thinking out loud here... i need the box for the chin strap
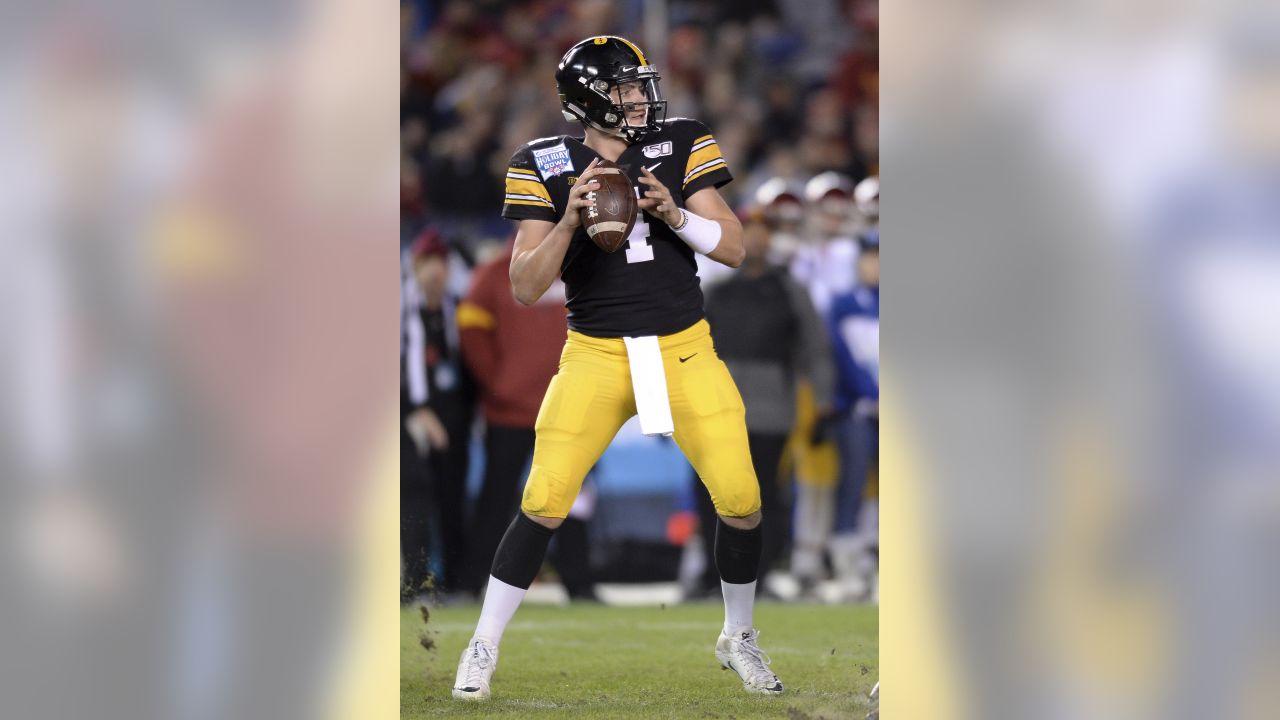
[581,119,641,143]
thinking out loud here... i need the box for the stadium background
[7,0,1275,716]
[401,0,878,586]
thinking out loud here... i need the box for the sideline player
[452,35,783,700]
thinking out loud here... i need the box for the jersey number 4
[625,212,654,264]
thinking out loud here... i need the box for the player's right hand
[560,157,603,229]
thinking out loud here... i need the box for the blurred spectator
[827,230,879,601]
[786,171,861,597]
[762,77,803,143]
[853,174,879,227]
[752,176,807,264]
[793,171,860,315]
[690,209,834,598]
[401,153,426,243]
[456,242,597,601]
[403,228,476,595]
[401,248,436,601]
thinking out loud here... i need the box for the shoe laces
[733,630,776,685]
[461,640,494,686]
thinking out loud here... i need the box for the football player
[451,35,783,700]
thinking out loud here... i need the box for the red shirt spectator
[457,245,567,427]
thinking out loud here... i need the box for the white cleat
[452,638,498,701]
[715,629,784,694]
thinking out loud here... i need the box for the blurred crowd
[400,0,880,604]
[401,0,877,249]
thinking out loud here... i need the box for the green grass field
[402,600,878,719]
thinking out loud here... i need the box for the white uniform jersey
[789,235,859,315]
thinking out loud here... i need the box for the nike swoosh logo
[678,353,697,363]
[644,162,662,173]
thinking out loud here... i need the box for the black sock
[490,513,556,590]
[715,518,763,584]
[549,517,595,598]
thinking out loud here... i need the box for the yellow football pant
[521,319,761,519]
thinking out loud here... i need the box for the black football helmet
[556,36,667,143]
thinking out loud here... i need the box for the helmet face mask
[604,76,663,133]
[557,36,668,143]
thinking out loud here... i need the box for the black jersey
[501,118,732,338]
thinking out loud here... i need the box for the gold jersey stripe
[455,301,497,331]
[507,167,539,177]
[684,160,728,188]
[684,157,726,182]
[692,134,713,145]
[506,196,554,207]
[505,198,557,209]
[505,177,553,202]
[684,142,723,177]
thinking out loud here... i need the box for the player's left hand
[638,167,682,227]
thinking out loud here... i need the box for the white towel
[622,335,674,437]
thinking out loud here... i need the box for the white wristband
[671,209,721,255]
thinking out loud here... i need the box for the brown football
[579,159,637,253]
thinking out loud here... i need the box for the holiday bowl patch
[533,142,575,178]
